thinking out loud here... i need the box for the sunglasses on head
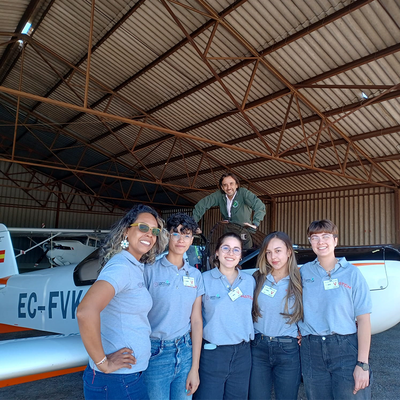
[130,222,160,237]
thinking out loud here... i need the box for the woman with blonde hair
[77,204,168,400]
[249,231,303,400]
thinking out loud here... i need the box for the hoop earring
[121,235,129,249]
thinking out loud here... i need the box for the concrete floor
[1,323,399,400]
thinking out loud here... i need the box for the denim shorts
[83,365,148,400]
[143,332,193,400]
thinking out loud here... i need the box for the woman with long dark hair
[77,204,168,400]
[249,231,303,400]
[194,232,255,400]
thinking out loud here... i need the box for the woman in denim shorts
[299,220,372,400]
[143,213,204,399]
[249,231,303,400]
[77,204,168,400]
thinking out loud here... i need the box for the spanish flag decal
[0,250,5,263]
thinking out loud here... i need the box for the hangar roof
[0,0,399,209]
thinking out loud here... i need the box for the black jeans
[194,341,251,400]
[249,334,301,400]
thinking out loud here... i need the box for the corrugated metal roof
[0,0,399,209]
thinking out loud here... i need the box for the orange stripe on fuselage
[0,365,86,388]
[0,276,10,285]
[0,323,32,334]
[353,262,385,266]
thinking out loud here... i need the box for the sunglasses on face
[219,245,241,256]
[130,222,160,237]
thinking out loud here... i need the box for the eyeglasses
[308,233,335,243]
[130,223,160,237]
[220,245,241,256]
[170,232,193,241]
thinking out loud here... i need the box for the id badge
[323,279,339,290]
[228,287,243,301]
[261,285,277,297]
[183,276,195,287]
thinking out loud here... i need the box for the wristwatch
[356,361,369,371]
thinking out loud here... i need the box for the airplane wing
[0,334,88,386]
[8,227,110,237]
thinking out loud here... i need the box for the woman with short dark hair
[299,219,372,400]
[143,213,204,399]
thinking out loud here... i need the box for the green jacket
[192,187,266,226]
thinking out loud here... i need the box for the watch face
[358,362,369,371]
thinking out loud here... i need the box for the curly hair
[166,212,198,233]
[252,231,303,325]
[100,204,168,266]
[209,232,242,269]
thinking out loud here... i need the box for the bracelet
[95,356,107,366]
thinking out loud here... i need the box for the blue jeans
[301,333,372,400]
[249,334,301,400]
[83,365,149,400]
[143,332,193,400]
[194,340,251,400]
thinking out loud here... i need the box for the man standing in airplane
[192,172,266,246]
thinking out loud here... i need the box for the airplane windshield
[73,248,102,286]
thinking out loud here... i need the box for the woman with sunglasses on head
[194,232,255,400]
[299,220,372,400]
[249,231,303,400]
[143,213,204,400]
[77,204,168,400]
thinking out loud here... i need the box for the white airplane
[0,224,108,387]
[1,222,400,387]
[9,227,107,268]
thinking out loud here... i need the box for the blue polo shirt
[254,274,298,338]
[202,268,255,345]
[299,257,372,336]
[144,256,204,340]
[91,250,153,373]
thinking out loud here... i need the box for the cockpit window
[73,248,102,286]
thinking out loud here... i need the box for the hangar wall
[1,161,398,245]
[162,187,398,247]
[275,187,396,246]
[161,203,272,238]
[0,162,124,229]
